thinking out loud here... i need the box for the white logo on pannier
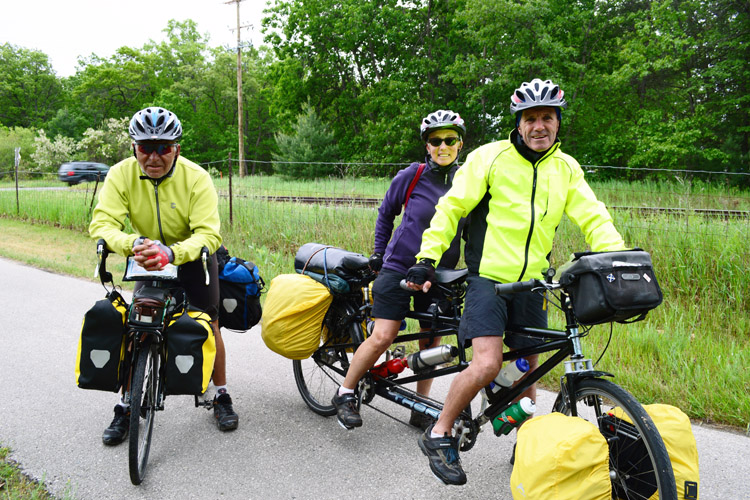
[90,350,111,368]
[175,355,195,373]
[606,273,616,283]
[223,298,238,313]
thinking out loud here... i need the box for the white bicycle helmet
[509,79,568,115]
[420,110,466,141]
[128,107,183,142]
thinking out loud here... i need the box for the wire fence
[1,161,748,260]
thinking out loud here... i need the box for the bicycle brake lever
[201,248,209,285]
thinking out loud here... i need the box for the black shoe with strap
[213,391,239,431]
[331,392,362,429]
[418,425,467,485]
[102,405,130,446]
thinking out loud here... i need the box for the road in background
[1,257,747,499]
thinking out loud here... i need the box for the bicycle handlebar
[494,279,541,295]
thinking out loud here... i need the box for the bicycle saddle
[341,253,370,272]
[133,286,171,306]
[435,268,468,285]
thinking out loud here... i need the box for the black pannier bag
[164,308,216,395]
[218,251,265,332]
[558,249,663,325]
[75,290,128,391]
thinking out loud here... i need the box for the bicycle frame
[339,271,616,446]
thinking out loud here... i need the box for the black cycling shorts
[458,274,547,349]
[134,253,219,321]
[371,268,442,328]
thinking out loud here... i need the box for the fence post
[14,147,20,216]
[228,152,234,226]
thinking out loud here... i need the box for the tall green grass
[0,175,748,428]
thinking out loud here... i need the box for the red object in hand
[153,248,170,268]
[135,247,170,269]
[370,358,407,378]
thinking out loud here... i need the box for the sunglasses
[136,143,177,155]
[427,137,460,147]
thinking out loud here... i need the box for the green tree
[0,44,63,129]
[0,126,37,175]
[77,117,131,165]
[265,0,470,171]
[30,130,78,173]
[273,102,340,178]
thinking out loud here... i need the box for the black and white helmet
[128,107,183,142]
[509,79,568,115]
[420,110,466,141]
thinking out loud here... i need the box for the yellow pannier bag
[611,404,699,500]
[261,274,333,359]
[75,290,128,392]
[511,412,611,500]
[164,308,216,395]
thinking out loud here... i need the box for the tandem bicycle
[290,245,677,499]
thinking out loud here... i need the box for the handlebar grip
[399,279,411,291]
[494,279,538,295]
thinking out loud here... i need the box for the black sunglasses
[136,143,177,155]
[427,137,460,147]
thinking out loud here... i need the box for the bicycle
[291,247,677,499]
[95,239,213,485]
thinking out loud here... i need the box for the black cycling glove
[368,252,384,272]
[406,258,436,285]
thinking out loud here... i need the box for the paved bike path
[1,257,747,499]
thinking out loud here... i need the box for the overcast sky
[1,0,270,78]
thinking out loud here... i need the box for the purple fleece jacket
[374,158,465,274]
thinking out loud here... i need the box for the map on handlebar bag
[123,257,179,281]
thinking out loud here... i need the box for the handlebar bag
[559,249,663,325]
[75,290,128,392]
[164,307,216,395]
[609,404,699,500]
[261,274,332,359]
[219,256,265,332]
[510,412,611,499]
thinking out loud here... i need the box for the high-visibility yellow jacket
[89,156,221,265]
[417,137,625,283]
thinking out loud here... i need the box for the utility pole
[225,0,252,177]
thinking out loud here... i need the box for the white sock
[117,398,129,409]
[215,385,228,395]
[338,386,355,396]
[430,429,445,439]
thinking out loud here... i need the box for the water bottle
[489,358,530,394]
[492,397,536,436]
[405,345,458,374]
[370,358,406,378]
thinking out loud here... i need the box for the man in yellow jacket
[405,79,627,485]
[89,107,238,445]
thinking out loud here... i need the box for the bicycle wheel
[128,338,159,485]
[553,378,677,500]
[293,301,364,416]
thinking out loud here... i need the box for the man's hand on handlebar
[404,258,436,293]
[133,238,174,271]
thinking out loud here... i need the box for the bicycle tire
[128,338,159,485]
[552,378,677,500]
[293,301,364,416]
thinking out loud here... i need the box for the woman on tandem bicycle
[331,110,468,431]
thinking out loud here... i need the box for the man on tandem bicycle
[89,107,239,445]
[405,78,628,485]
